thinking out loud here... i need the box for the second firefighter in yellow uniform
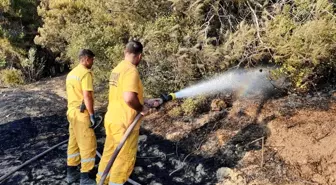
[66,49,97,185]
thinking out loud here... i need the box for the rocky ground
[0,75,336,185]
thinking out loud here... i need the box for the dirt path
[1,76,335,185]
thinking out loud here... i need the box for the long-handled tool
[0,115,104,184]
[98,113,142,185]
[95,151,140,185]
[98,93,176,185]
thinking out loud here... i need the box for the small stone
[138,135,147,143]
[216,167,233,180]
[196,164,204,173]
[134,166,143,174]
[147,173,154,179]
[211,99,227,111]
[59,181,68,185]
[169,158,184,170]
[36,175,43,180]
[173,177,183,182]
[154,162,164,169]
[148,146,165,157]
[54,174,65,180]
[149,181,162,185]
[195,164,206,183]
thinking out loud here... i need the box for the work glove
[89,114,96,128]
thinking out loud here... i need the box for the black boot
[80,172,97,185]
[66,166,80,184]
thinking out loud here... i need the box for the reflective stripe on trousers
[81,158,95,163]
[68,152,80,159]
[109,183,123,185]
[67,109,97,172]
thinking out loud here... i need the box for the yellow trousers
[67,109,97,172]
[96,120,139,185]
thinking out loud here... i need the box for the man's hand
[140,105,149,116]
[144,98,163,108]
[89,114,96,128]
[140,105,156,116]
[123,92,157,116]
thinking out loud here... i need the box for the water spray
[168,68,276,99]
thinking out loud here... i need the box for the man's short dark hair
[125,41,143,55]
[79,49,95,59]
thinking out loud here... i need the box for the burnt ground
[0,99,268,185]
[1,76,336,185]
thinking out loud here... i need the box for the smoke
[174,68,276,99]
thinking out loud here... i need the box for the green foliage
[0,69,24,86]
[168,106,184,117]
[35,0,131,85]
[1,0,40,45]
[0,53,7,67]
[0,0,11,12]
[0,0,53,84]
[34,0,336,95]
[219,22,257,68]
[0,38,25,68]
[140,15,187,96]
[181,96,207,116]
[0,60,5,68]
[21,47,45,82]
[264,0,336,91]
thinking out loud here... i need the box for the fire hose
[0,139,69,184]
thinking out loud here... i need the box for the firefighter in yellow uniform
[96,41,159,185]
[66,49,97,185]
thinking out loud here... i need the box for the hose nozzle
[160,93,176,103]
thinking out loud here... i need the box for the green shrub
[168,107,184,118]
[181,96,207,116]
[264,0,336,91]
[34,0,336,95]
[0,69,24,86]
[21,48,45,82]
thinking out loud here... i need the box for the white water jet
[174,68,275,99]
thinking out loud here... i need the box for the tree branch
[246,0,263,44]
